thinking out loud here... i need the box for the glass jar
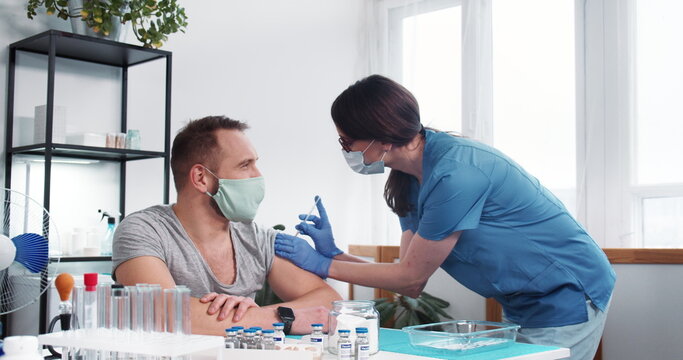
[328,300,379,355]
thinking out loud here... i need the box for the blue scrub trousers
[503,297,611,360]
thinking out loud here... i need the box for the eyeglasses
[338,136,355,152]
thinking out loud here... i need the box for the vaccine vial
[337,329,352,360]
[232,326,245,344]
[250,326,263,349]
[273,322,286,345]
[261,329,276,350]
[355,327,370,360]
[310,323,325,347]
[241,329,257,349]
[224,328,240,349]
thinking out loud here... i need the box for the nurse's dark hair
[331,74,424,217]
[171,115,249,191]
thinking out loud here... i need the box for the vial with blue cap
[272,322,285,345]
[355,327,370,360]
[224,328,239,349]
[337,329,352,360]
[310,323,324,347]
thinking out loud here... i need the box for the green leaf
[379,303,397,327]
[408,311,421,326]
[394,309,411,329]
[416,310,437,324]
[401,296,419,311]
[373,298,390,305]
[421,292,450,308]
[416,297,441,321]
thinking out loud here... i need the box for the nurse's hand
[274,233,332,278]
[200,293,259,322]
[295,196,343,258]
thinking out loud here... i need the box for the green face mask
[203,167,265,223]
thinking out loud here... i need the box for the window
[491,0,576,215]
[379,0,683,247]
[387,0,462,133]
[633,0,683,246]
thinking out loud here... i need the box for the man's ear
[189,164,212,193]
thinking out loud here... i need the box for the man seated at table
[113,115,341,335]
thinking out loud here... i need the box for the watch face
[278,306,295,320]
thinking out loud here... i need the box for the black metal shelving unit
[3,30,172,335]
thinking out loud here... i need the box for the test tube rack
[38,329,224,358]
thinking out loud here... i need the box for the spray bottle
[98,210,116,256]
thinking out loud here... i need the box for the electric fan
[0,188,61,327]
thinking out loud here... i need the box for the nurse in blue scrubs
[275,74,615,360]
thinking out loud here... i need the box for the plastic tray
[403,320,520,355]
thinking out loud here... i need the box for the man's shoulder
[121,204,175,225]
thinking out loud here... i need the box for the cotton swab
[294,197,321,237]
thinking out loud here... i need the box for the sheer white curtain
[360,0,493,245]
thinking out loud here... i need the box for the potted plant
[375,292,453,329]
[26,0,188,48]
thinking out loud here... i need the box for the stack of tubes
[54,273,192,360]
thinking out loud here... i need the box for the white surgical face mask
[342,140,386,175]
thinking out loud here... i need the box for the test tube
[164,286,192,335]
[96,283,111,329]
[67,285,84,360]
[111,285,130,360]
[70,285,84,330]
[126,286,142,332]
[177,286,191,335]
[111,285,130,331]
[136,284,153,332]
[148,284,165,333]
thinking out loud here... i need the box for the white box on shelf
[66,132,106,147]
[34,105,67,143]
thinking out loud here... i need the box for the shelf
[10,143,166,161]
[52,256,112,263]
[9,30,170,67]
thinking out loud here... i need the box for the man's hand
[199,293,259,322]
[291,306,331,334]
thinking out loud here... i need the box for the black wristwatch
[277,306,295,335]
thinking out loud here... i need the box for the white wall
[602,264,683,360]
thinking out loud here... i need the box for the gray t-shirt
[112,204,276,298]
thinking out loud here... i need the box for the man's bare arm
[115,256,337,335]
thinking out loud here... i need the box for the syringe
[294,197,321,237]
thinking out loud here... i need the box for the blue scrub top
[399,130,616,328]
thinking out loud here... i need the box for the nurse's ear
[380,142,393,152]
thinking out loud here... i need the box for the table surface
[321,328,570,360]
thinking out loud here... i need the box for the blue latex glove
[274,233,332,278]
[295,196,343,258]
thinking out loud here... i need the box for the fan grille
[0,189,60,315]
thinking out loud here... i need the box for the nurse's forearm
[328,260,428,298]
[333,252,370,263]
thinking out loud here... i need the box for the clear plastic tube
[126,286,142,332]
[164,288,176,334]
[136,284,153,333]
[111,285,130,331]
[164,286,192,335]
[71,285,84,330]
[96,283,111,329]
[69,285,84,360]
[149,284,165,333]
[177,286,191,335]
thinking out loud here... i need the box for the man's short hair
[171,115,249,191]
